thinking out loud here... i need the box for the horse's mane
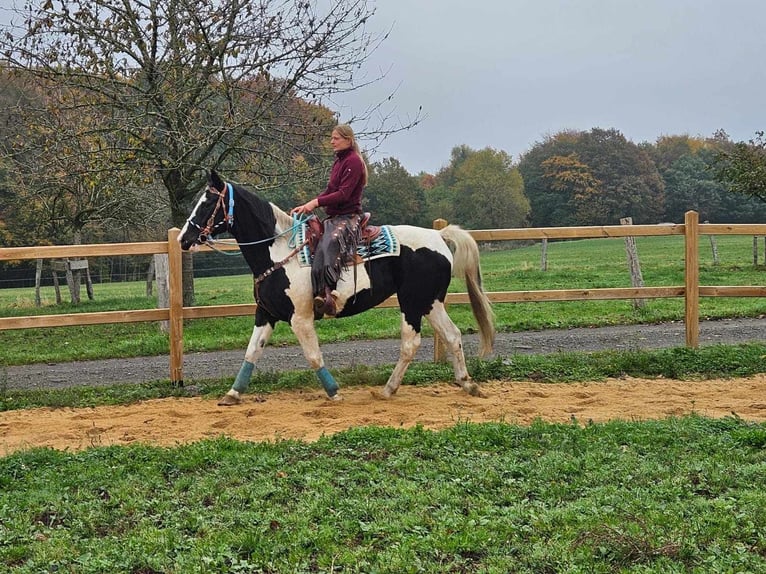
[231,183,278,238]
[270,201,294,232]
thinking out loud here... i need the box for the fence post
[167,227,184,384]
[432,218,449,362]
[704,220,718,265]
[620,217,645,309]
[684,211,700,348]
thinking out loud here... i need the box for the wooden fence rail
[2,211,766,383]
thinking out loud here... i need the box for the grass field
[2,417,765,572]
[2,234,766,366]
[2,235,766,572]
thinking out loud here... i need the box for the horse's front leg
[218,322,274,406]
[291,312,341,400]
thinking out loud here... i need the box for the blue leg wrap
[316,367,339,397]
[233,361,255,393]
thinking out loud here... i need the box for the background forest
[1,0,765,287]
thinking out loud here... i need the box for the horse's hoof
[217,394,241,406]
[465,382,486,398]
[370,388,393,400]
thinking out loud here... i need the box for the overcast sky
[2,1,764,175]
[333,0,766,174]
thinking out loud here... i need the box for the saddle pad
[296,224,400,267]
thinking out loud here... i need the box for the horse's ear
[208,169,225,192]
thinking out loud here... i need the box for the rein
[253,231,311,313]
[195,184,315,293]
[253,213,315,289]
[188,181,313,251]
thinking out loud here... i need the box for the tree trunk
[84,263,94,299]
[182,251,195,307]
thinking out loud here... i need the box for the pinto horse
[178,170,495,405]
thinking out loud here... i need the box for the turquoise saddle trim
[297,224,400,267]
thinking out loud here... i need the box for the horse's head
[178,170,232,251]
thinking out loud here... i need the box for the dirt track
[3,376,766,456]
[3,318,766,456]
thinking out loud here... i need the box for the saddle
[305,212,381,260]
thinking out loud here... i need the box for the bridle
[186,183,235,244]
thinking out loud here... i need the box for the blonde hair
[334,124,368,186]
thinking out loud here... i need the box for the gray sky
[333,0,766,174]
[2,1,764,175]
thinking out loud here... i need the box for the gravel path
[4,318,765,390]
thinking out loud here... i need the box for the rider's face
[330,130,352,152]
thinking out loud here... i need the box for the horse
[178,170,495,405]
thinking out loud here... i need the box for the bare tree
[1,0,419,302]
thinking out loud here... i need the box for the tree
[451,148,529,229]
[540,153,601,224]
[422,145,476,224]
[1,0,418,302]
[364,157,426,226]
[517,131,581,227]
[715,131,766,203]
[660,154,723,222]
[574,128,665,225]
[519,129,664,226]
[645,133,766,223]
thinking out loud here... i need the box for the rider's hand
[290,198,318,215]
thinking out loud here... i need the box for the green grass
[2,234,766,366]
[1,417,765,572]
[2,236,766,572]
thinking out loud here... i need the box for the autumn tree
[426,146,529,229]
[574,128,664,225]
[451,148,529,229]
[364,157,426,226]
[540,153,601,225]
[1,0,417,302]
[519,128,664,226]
[715,131,766,204]
[517,131,580,227]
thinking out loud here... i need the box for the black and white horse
[178,171,495,405]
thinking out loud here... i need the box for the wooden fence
[2,211,766,383]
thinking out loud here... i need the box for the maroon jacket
[317,148,365,216]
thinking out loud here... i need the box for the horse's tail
[439,224,496,357]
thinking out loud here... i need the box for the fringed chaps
[311,214,362,297]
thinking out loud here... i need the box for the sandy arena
[2,376,766,455]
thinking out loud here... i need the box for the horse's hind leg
[378,315,421,398]
[218,322,274,406]
[427,302,483,397]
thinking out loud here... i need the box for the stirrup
[313,294,336,318]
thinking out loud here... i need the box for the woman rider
[291,124,368,317]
